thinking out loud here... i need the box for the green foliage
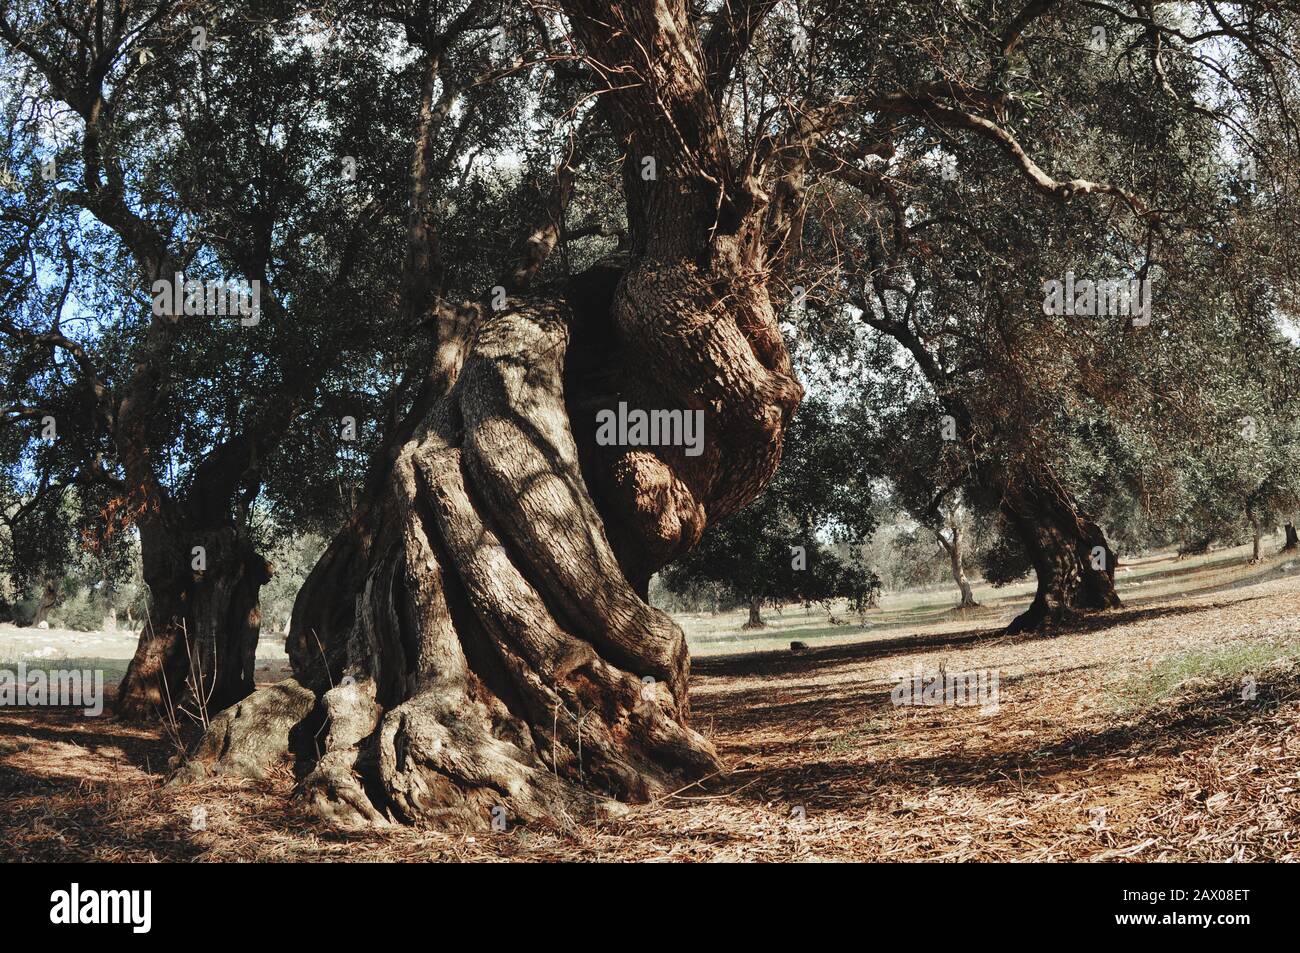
[661,396,881,612]
[259,532,329,635]
[48,592,106,632]
[978,528,1034,588]
[10,594,40,627]
[781,3,1300,571]
[1,0,578,587]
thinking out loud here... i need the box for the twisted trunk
[1285,522,1298,552]
[181,0,800,829]
[1003,467,1120,633]
[286,259,796,827]
[743,596,766,629]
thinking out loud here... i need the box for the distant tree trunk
[953,559,977,608]
[936,520,978,609]
[743,596,766,629]
[1003,466,1120,633]
[1284,522,1298,552]
[30,577,57,626]
[1251,521,1262,563]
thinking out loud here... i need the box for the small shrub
[52,594,105,632]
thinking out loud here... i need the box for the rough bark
[742,596,766,629]
[170,678,318,782]
[1251,522,1262,563]
[1285,522,1298,551]
[1003,467,1120,633]
[181,0,800,830]
[117,525,271,722]
[285,262,794,829]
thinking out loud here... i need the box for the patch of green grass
[0,656,130,686]
[1111,640,1300,712]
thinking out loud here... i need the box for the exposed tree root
[186,286,747,829]
[169,678,317,782]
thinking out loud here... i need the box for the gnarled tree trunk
[1003,466,1120,633]
[743,596,766,629]
[1284,522,1298,552]
[191,0,804,829]
[283,253,796,827]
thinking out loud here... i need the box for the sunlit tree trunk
[936,517,978,610]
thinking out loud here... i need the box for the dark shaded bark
[29,577,57,627]
[117,524,271,722]
[742,596,766,629]
[1003,467,1120,633]
[1285,522,1298,551]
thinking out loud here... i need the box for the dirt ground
[2,550,1298,862]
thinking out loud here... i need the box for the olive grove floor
[2,542,1298,861]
